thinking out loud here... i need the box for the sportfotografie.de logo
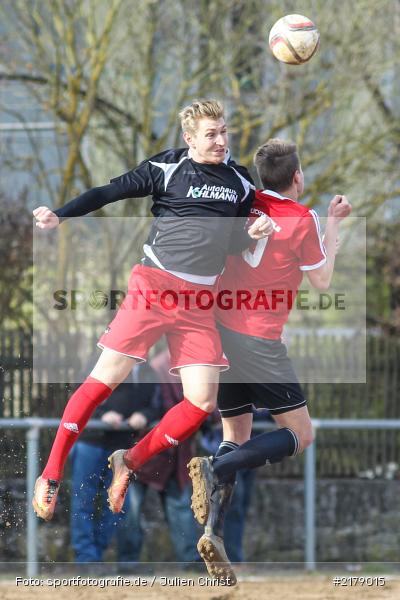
[52,288,346,312]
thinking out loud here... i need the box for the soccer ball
[269,14,320,65]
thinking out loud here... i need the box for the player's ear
[183,130,194,148]
[293,169,301,185]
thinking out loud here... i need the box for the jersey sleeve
[290,209,327,271]
[54,158,158,219]
[54,182,134,219]
[109,158,159,197]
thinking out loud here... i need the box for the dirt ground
[1,575,399,600]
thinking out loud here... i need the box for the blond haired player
[32,100,272,522]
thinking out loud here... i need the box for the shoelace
[46,480,59,503]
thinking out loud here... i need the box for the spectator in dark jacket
[70,362,160,563]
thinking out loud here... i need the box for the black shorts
[218,324,307,418]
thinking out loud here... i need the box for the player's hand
[328,195,352,221]
[248,214,275,240]
[127,412,148,431]
[33,206,60,229]
[101,411,123,428]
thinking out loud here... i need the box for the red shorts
[98,264,228,374]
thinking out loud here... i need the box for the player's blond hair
[254,138,300,192]
[179,99,225,134]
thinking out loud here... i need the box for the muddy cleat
[197,533,237,585]
[32,476,60,521]
[107,449,135,513]
[187,456,215,525]
[189,457,237,583]
[188,456,234,533]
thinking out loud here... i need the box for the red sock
[42,376,112,480]
[124,397,210,471]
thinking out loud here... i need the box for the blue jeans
[117,477,201,563]
[224,468,256,563]
[70,441,128,562]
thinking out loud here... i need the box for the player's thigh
[90,347,137,388]
[179,364,220,412]
[272,405,314,452]
[221,412,253,445]
[217,380,254,443]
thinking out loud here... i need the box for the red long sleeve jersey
[216,189,327,339]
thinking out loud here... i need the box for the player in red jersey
[188,139,352,582]
[31,100,272,522]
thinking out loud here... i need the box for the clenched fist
[328,195,352,221]
[33,206,60,229]
[248,214,276,240]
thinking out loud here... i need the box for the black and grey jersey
[54,147,255,278]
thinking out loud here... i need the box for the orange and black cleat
[32,476,60,521]
[107,449,135,513]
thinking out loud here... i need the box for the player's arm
[306,195,352,290]
[33,183,130,229]
[228,188,275,253]
[33,160,156,229]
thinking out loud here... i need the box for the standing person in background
[70,362,160,563]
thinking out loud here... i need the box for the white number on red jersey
[242,237,269,268]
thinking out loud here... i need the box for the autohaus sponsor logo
[187,184,238,202]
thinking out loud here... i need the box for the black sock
[215,440,239,458]
[213,428,298,483]
[214,441,238,486]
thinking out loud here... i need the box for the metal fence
[2,330,399,477]
[1,418,400,577]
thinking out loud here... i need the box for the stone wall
[1,478,399,563]
[243,478,400,563]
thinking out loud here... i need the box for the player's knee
[198,398,217,413]
[187,393,217,413]
[296,426,315,454]
[91,351,135,387]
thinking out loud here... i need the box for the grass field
[2,575,399,600]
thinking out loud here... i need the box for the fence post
[26,426,40,577]
[304,437,316,571]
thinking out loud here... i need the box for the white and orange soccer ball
[269,14,320,65]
